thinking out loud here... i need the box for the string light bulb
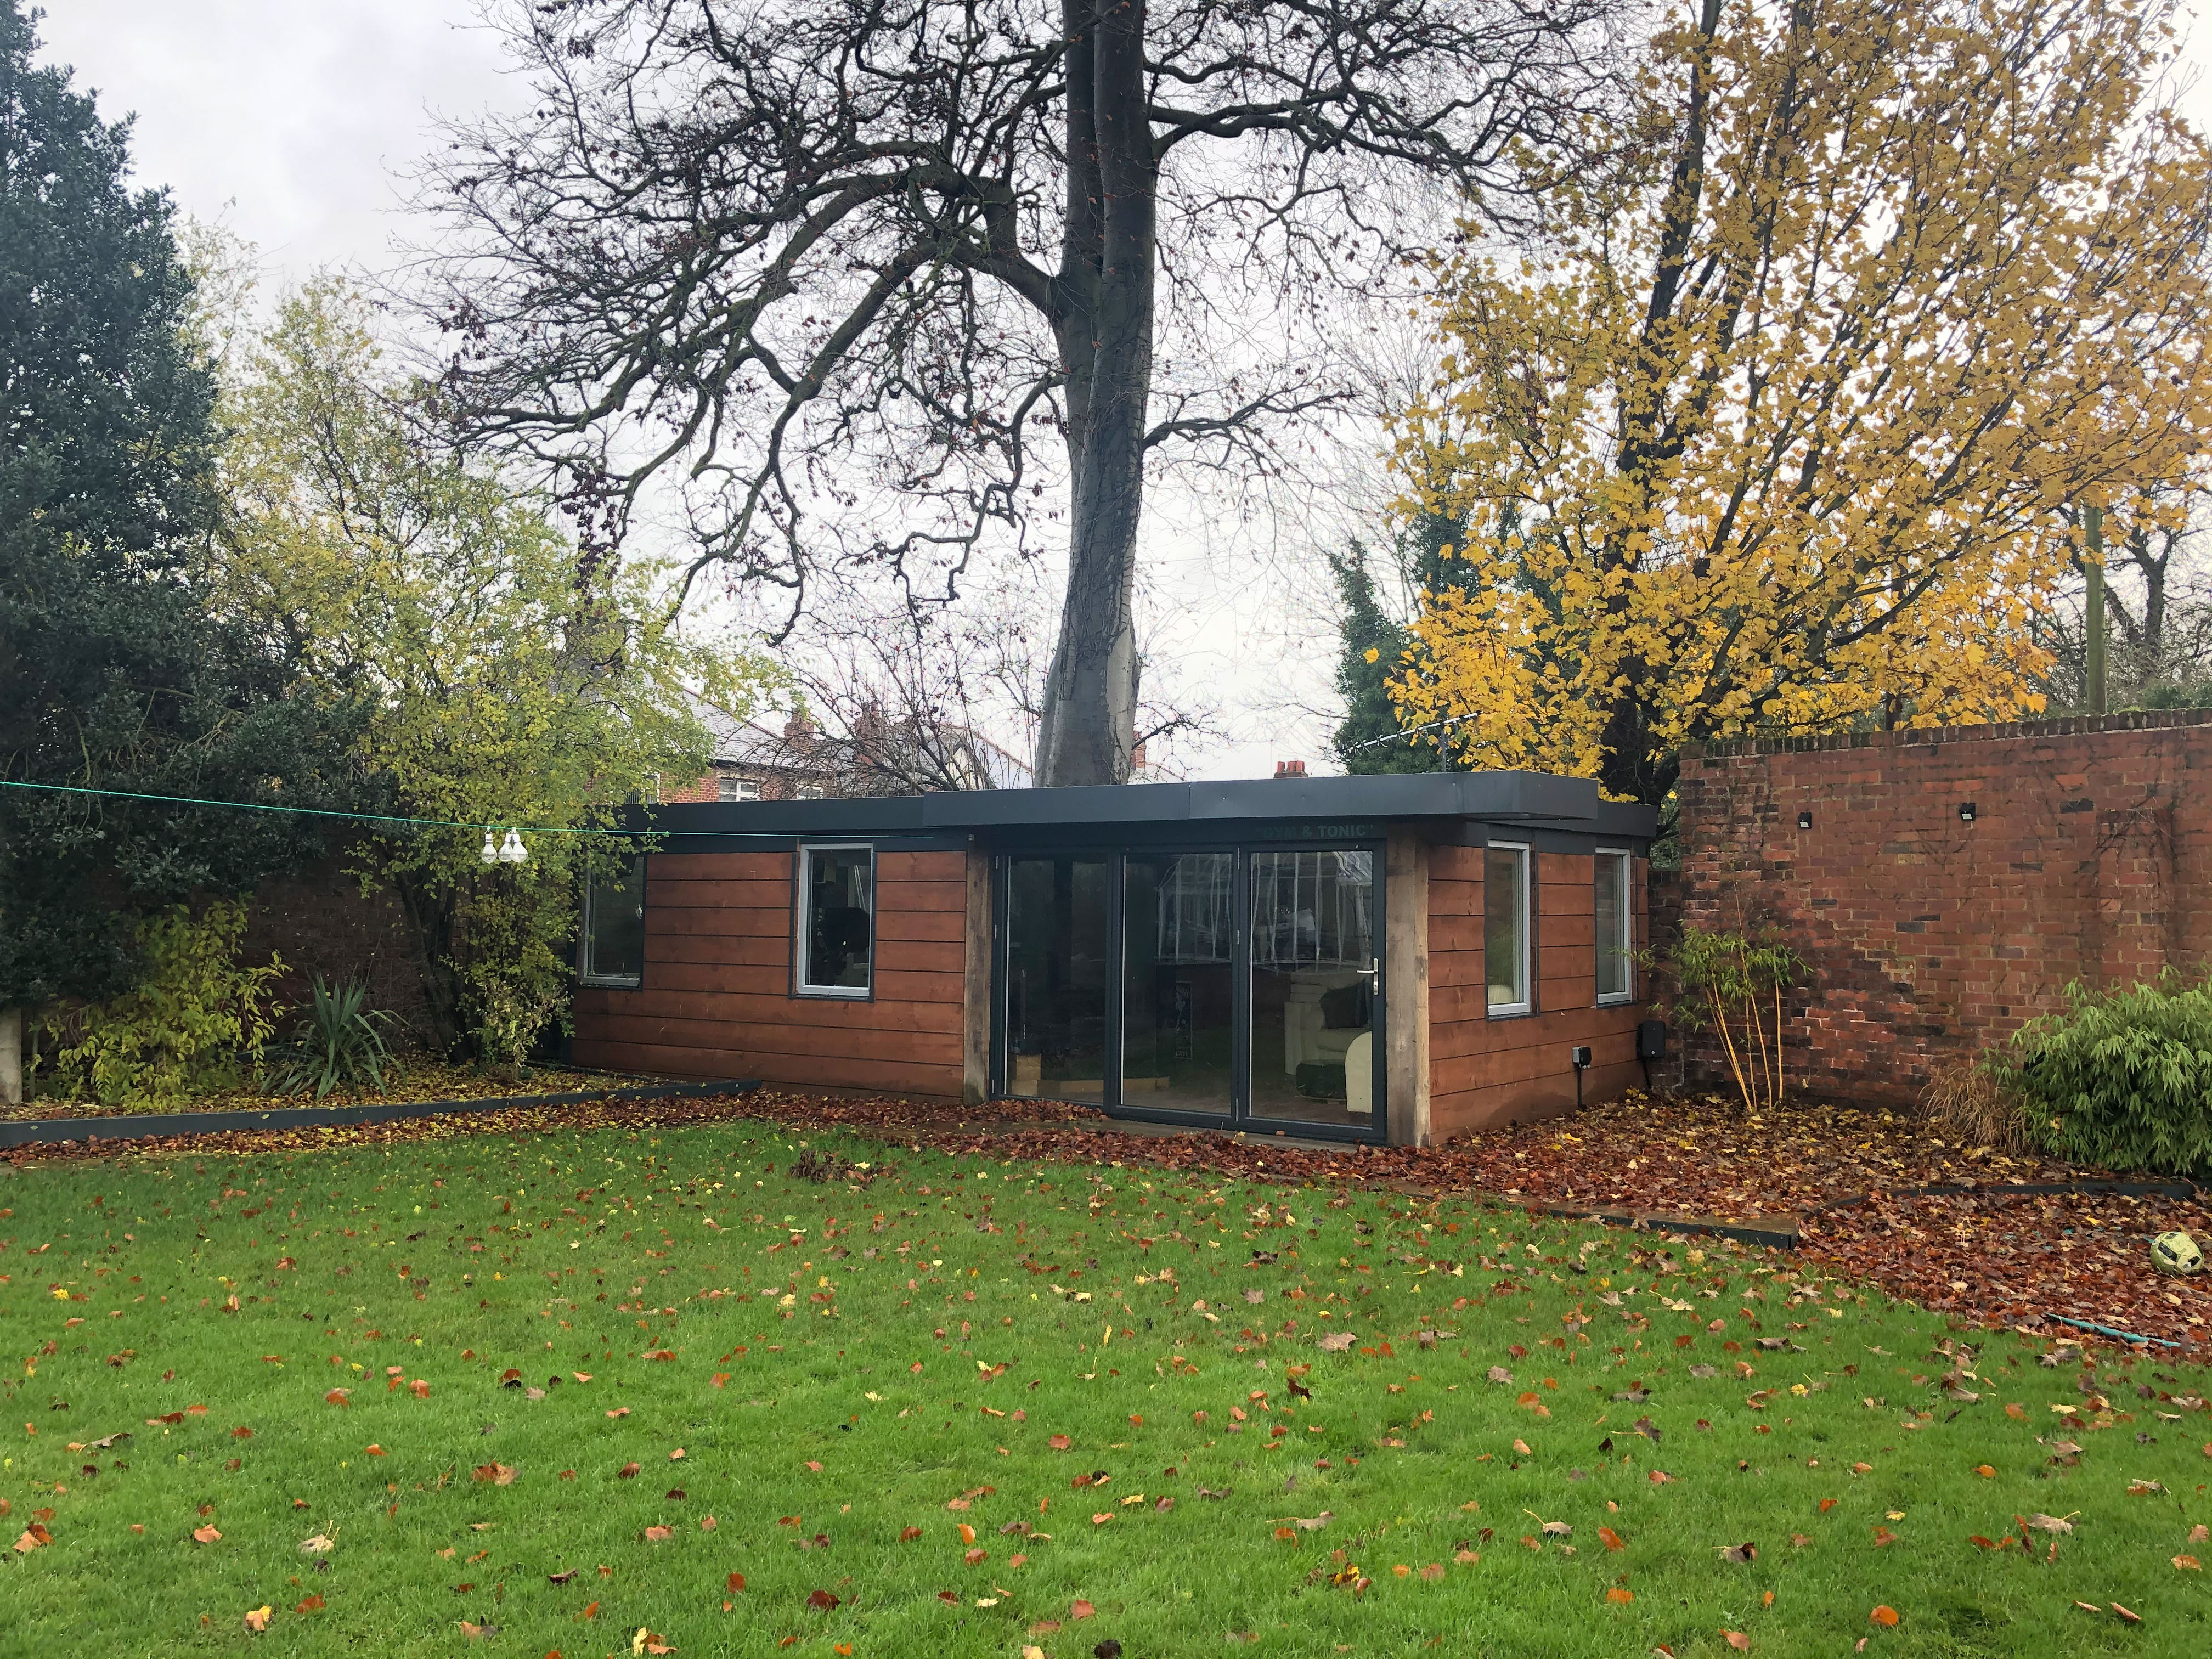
[479,830,499,864]
[498,828,529,864]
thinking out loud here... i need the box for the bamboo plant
[1657,926,1808,1115]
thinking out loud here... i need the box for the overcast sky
[35,2,2212,782]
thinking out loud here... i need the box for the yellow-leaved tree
[213,275,780,1061]
[1387,0,2212,802]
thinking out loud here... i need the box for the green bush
[2006,977,2212,1176]
[35,903,285,1108]
[273,978,403,1099]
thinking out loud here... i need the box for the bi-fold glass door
[997,844,1384,1140]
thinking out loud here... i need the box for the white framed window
[1595,848,1634,1004]
[794,783,827,800]
[718,775,761,802]
[1485,842,1532,1015]
[797,843,874,997]
[580,854,647,988]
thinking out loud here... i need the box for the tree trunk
[1034,0,1155,788]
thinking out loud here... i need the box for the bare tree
[763,581,1218,793]
[2036,478,2212,711]
[414,0,1622,785]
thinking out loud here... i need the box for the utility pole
[2084,503,2107,715]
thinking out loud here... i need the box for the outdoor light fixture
[1798,811,1813,830]
[479,828,531,865]
[1958,803,1977,823]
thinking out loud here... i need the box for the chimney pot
[1274,759,1308,778]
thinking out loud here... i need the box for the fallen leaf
[298,1534,335,1555]
[2022,1513,2075,1535]
[2172,1554,2201,1571]
[295,1594,324,1613]
[243,1606,272,1633]
[1869,1605,1899,1628]
[2112,1604,2142,1626]
[1607,1587,1634,1604]
[1599,1526,1626,1551]
[193,1525,222,1544]
[1072,1599,1096,1620]
[1717,1542,1756,1564]
[642,1526,673,1543]
[1722,1634,1750,1651]
[806,1589,839,1611]
[618,1463,641,1480]
[472,1464,516,1486]
[900,1526,923,1542]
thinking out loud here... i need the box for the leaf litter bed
[1,1061,637,1121]
[4,1111,2210,1657]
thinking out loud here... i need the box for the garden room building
[570,773,1656,1145]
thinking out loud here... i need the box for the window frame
[1594,847,1635,1005]
[793,842,877,1001]
[1484,840,1534,1018]
[578,853,648,989]
[718,774,761,803]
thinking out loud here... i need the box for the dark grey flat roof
[632,771,1657,840]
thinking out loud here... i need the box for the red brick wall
[1427,846,1650,1137]
[240,865,432,1033]
[1674,710,2212,1105]
[572,849,967,1096]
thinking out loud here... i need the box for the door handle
[1356,957,1379,984]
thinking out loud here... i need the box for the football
[2149,1231,2204,1276]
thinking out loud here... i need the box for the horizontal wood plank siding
[572,847,970,1098]
[1426,846,1650,1137]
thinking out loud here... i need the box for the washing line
[0,777,650,837]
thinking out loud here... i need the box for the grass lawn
[3,1116,2209,1658]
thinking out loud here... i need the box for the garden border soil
[0,1077,758,1150]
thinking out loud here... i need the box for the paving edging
[0,1079,759,1150]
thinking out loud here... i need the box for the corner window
[718,775,761,802]
[1485,843,1531,1015]
[798,844,874,997]
[580,854,646,987]
[1596,849,1633,1003]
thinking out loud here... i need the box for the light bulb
[479,830,499,864]
[499,829,529,864]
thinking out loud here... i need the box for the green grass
[2,1119,2208,1658]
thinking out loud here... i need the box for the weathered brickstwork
[1673,709,2212,1105]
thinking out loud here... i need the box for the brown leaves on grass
[192,1525,222,1544]
[806,1590,840,1611]
[1869,1606,1900,1627]
[323,1389,349,1407]
[472,1464,516,1486]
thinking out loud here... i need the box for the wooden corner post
[962,843,992,1106]
[1384,830,1432,1146]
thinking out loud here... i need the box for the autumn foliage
[1387,0,2212,800]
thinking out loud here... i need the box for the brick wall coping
[1684,707,2212,764]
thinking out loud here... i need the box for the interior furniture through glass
[1000,844,1383,1136]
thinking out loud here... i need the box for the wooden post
[0,1008,20,1105]
[1384,831,1431,1147]
[961,844,992,1107]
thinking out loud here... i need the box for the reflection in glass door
[1004,857,1110,1103]
[1121,853,1236,1118]
[1249,850,1378,1128]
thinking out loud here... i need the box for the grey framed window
[580,854,647,988]
[1485,843,1532,1015]
[1595,848,1633,1004]
[797,844,874,997]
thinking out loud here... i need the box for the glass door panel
[1005,856,1110,1103]
[1121,853,1235,1117]
[1248,849,1378,1128]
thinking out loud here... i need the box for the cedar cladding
[572,848,967,1097]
